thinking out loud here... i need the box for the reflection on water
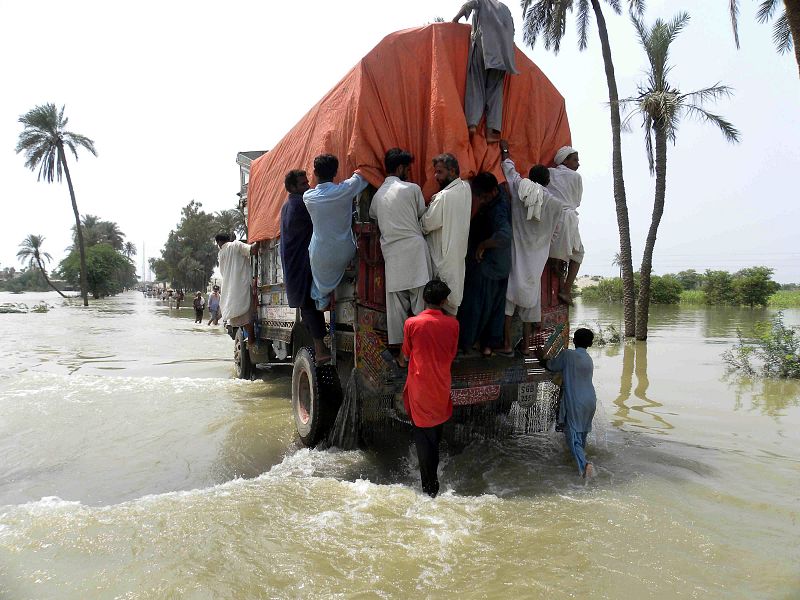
[611,342,674,432]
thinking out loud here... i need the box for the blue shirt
[303,173,369,298]
[546,347,596,432]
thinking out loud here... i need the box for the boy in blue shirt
[537,328,597,478]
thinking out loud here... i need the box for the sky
[1,0,798,283]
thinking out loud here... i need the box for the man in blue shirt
[537,328,597,478]
[303,154,369,311]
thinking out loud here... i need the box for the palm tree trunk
[785,0,800,77]
[35,257,67,298]
[590,0,636,337]
[58,144,89,306]
[635,125,668,341]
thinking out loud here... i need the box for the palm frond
[626,0,645,17]
[772,11,792,53]
[577,0,591,50]
[605,0,622,15]
[730,0,741,48]
[756,0,780,23]
[683,84,734,105]
[681,105,741,143]
[16,103,95,183]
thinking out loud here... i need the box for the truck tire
[292,347,342,447]
[234,328,253,380]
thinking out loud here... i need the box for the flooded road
[1,291,798,598]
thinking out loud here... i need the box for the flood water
[1,291,798,599]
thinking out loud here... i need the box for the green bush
[581,278,623,302]
[680,289,706,304]
[723,311,800,378]
[650,274,683,304]
[768,290,800,308]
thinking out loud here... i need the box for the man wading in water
[401,280,459,497]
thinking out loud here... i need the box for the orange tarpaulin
[247,23,571,243]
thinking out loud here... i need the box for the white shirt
[503,159,564,313]
[369,176,432,292]
[421,177,472,313]
[218,240,253,321]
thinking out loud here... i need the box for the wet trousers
[413,423,444,497]
[564,426,588,475]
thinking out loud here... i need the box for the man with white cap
[548,146,584,305]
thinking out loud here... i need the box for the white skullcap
[554,146,577,165]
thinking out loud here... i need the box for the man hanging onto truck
[500,140,565,356]
[421,153,472,317]
[280,169,330,363]
[215,232,260,345]
[402,279,460,498]
[453,0,518,143]
[548,146,584,306]
[303,154,369,311]
[369,148,432,366]
[457,172,511,357]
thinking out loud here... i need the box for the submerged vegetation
[723,311,800,378]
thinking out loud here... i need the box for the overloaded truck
[232,23,573,448]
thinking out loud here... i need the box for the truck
[231,23,573,449]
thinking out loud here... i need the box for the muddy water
[0,291,798,599]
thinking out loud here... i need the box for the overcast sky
[1,0,798,283]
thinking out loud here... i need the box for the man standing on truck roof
[215,232,260,346]
[453,0,518,143]
[402,279,459,498]
[548,146,584,306]
[499,140,565,356]
[280,169,330,363]
[303,154,369,311]
[369,148,432,364]
[421,153,471,317]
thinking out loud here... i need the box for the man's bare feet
[584,463,595,478]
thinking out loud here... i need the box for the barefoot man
[548,146,584,305]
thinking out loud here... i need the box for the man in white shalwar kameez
[499,141,565,355]
[421,153,472,316]
[548,146,584,305]
[370,149,432,357]
[216,232,260,345]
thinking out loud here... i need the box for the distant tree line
[581,267,785,307]
[149,201,245,291]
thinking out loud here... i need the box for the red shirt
[401,308,459,427]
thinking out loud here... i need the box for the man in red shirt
[401,279,460,497]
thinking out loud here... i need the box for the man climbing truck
[231,23,572,448]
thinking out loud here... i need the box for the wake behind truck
[232,23,573,448]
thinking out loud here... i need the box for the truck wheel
[292,348,342,447]
[234,328,253,380]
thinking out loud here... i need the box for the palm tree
[215,209,247,240]
[620,12,740,340]
[730,0,799,77]
[16,104,96,306]
[123,241,137,259]
[71,215,125,251]
[16,234,66,298]
[521,0,643,337]
[612,251,622,280]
